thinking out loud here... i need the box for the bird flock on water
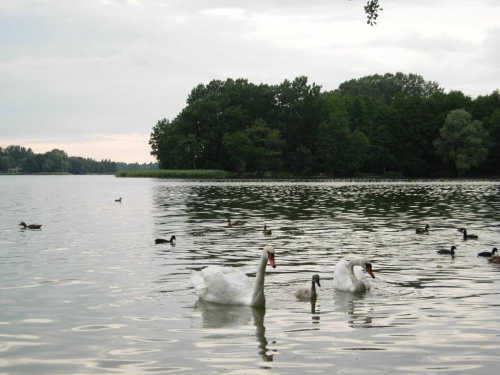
[19,197,498,308]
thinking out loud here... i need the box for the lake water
[1,176,500,374]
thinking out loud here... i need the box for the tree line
[0,145,158,174]
[149,72,500,178]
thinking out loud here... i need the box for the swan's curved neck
[310,280,317,298]
[251,253,269,307]
[348,259,366,293]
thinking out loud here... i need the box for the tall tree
[434,109,489,175]
[149,118,177,169]
[336,73,442,105]
[176,134,206,169]
[390,94,442,176]
[480,107,500,175]
[223,119,284,174]
[274,76,324,170]
[222,131,253,175]
[245,119,284,173]
[315,94,370,176]
[3,145,34,161]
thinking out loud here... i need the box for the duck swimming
[437,245,456,255]
[295,274,321,300]
[459,228,478,239]
[478,247,498,257]
[262,225,272,235]
[155,235,176,244]
[416,224,430,234]
[227,218,245,227]
[19,222,42,229]
[115,198,122,202]
[190,245,276,306]
[333,258,375,293]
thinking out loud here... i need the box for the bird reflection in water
[333,291,373,328]
[252,306,274,362]
[310,298,319,320]
[310,298,321,326]
[310,298,317,315]
[193,301,274,362]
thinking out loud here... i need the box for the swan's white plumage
[190,245,276,306]
[190,266,255,305]
[333,258,374,293]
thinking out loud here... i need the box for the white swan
[333,258,375,293]
[190,245,276,307]
[295,274,321,300]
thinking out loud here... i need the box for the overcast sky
[1,0,499,163]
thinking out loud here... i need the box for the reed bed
[115,169,232,179]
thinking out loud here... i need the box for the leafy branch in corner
[350,0,383,26]
[364,0,383,25]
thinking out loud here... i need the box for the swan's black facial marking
[365,263,375,279]
[267,251,276,268]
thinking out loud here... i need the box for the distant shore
[114,169,500,180]
[3,169,497,180]
[115,169,345,179]
[115,169,232,179]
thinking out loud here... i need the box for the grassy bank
[115,169,232,179]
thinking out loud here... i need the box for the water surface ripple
[1,176,499,374]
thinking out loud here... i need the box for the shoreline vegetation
[150,74,500,178]
[115,169,325,179]
[114,169,498,180]
[2,168,497,181]
[115,169,231,179]
[0,145,158,175]
[115,169,392,179]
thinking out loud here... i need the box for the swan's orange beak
[366,264,375,279]
[268,252,276,268]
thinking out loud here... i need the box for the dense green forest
[0,145,158,174]
[149,73,500,178]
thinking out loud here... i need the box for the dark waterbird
[262,225,272,235]
[416,224,430,234]
[227,218,245,227]
[437,246,456,255]
[115,197,122,202]
[458,228,478,239]
[155,236,176,244]
[19,222,42,229]
[478,248,498,257]
[295,274,321,300]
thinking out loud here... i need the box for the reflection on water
[310,298,318,315]
[252,307,274,362]
[193,301,273,363]
[194,300,253,328]
[333,291,373,328]
[1,177,500,374]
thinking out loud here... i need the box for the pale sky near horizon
[1,0,499,164]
